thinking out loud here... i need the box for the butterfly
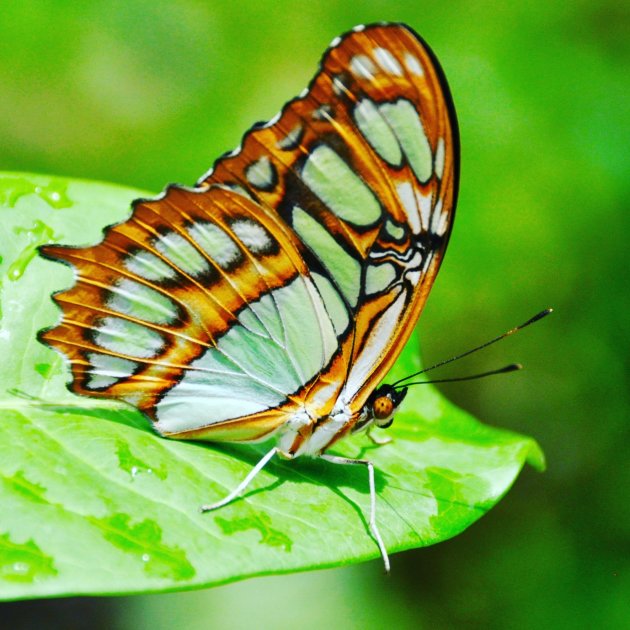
[38,23,459,571]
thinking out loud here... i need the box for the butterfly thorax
[275,405,354,458]
[274,384,408,458]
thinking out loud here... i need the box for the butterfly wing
[39,23,458,442]
[40,185,339,441]
[200,23,459,414]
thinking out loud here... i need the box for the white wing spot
[396,182,421,234]
[332,76,348,95]
[436,211,449,236]
[350,54,377,79]
[313,104,333,121]
[406,270,421,286]
[94,316,164,359]
[245,156,277,190]
[153,231,209,277]
[397,181,434,234]
[187,221,241,268]
[86,353,138,390]
[277,124,304,150]
[418,189,433,230]
[374,47,403,76]
[430,198,445,235]
[430,198,449,236]
[123,250,177,282]
[231,219,274,254]
[404,53,424,76]
[435,137,445,179]
[107,278,178,325]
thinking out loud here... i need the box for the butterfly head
[367,385,408,429]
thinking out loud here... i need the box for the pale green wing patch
[107,279,179,325]
[301,145,382,226]
[153,231,210,277]
[123,251,178,282]
[93,316,165,359]
[155,274,338,433]
[380,100,433,183]
[292,206,362,307]
[366,262,397,295]
[353,99,403,167]
[311,272,349,336]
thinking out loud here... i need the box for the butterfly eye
[373,395,395,426]
[371,386,408,428]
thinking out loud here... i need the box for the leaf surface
[0,173,544,600]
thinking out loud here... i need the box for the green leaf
[0,172,544,600]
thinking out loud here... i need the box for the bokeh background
[2,1,628,628]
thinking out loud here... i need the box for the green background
[1,1,627,628]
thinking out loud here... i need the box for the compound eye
[373,396,394,424]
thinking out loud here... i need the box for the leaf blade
[0,172,544,600]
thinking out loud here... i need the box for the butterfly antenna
[391,308,552,388]
[398,363,522,388]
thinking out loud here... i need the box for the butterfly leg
[200,446,278,512]
[321,454,390,573]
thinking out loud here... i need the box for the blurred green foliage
[1,1,627,628]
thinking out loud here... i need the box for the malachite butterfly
[38,23,459,571]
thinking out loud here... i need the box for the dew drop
[12,562,29,575]
[8,267,22,281]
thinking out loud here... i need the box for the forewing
[201,23,459,411]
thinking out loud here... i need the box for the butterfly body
[39,23,459,570]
